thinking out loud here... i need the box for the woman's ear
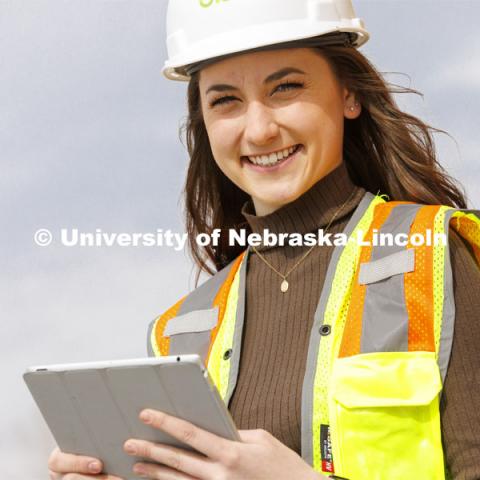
[343,88,362,120]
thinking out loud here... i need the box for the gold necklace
[251,189,356,293]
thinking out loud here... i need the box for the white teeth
[248,145,298,166]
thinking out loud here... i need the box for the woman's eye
[274,82,304,94]
[209,82,303,108]
[210,96,236,107]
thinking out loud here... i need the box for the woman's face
[199,47,361,216]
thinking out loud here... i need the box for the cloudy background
[1,0,479,478]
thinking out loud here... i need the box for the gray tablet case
[23,355,239,480]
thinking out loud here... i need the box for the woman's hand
[48,447,123,480]
[123,409,327,480]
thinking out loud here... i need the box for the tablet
[23,354,239,480]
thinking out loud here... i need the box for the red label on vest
[320,424,335,473]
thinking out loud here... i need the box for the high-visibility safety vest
[148,192,480,480]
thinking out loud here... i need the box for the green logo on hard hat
[199,0,228,8]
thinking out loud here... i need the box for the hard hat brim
[162,22,369,82]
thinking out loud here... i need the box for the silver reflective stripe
[358,248,415,285]
[301,190,375,466]
[146,317,156,357]
[360,204,421,354]
[164,308,218,336]
[166,309,219,363]
[438,208,480,382]
[168,330,212,362]
[177,260,234,314]
[224,246,250,407]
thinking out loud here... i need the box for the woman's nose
[243,101,279,146]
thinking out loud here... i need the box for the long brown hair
[180,45,467,281]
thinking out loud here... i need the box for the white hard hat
[163,0,369,82]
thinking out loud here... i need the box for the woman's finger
[138,409,235,461]
[61,474,124,480]
[133,461,197,480]
[125,439,217,479]
[48,447,103,475]
[49,466,124,480]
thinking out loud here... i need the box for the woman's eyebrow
[264,67,306,84]
[205,67,306,95]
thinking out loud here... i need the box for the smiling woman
[47,1,480,480]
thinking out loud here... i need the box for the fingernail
[140,410,152,423]
[88,461,101,472]
[134,464,146,474]
[124,442,137,454]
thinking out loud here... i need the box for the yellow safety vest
[148,192,480,480]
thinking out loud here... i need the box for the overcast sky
[1,1,479,478]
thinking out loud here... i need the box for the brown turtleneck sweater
[227,162,480,479]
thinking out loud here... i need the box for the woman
[48,1,480,479]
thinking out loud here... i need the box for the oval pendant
[281,279,289,293]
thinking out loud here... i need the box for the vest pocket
[328,351,445,480]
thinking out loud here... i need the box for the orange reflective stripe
[450,216,480,266]
[154,295,187,355]
[206,250,247,364]
[405,205,441,352]
[338,202,404,358]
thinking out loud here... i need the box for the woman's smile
[241,144,303,172]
